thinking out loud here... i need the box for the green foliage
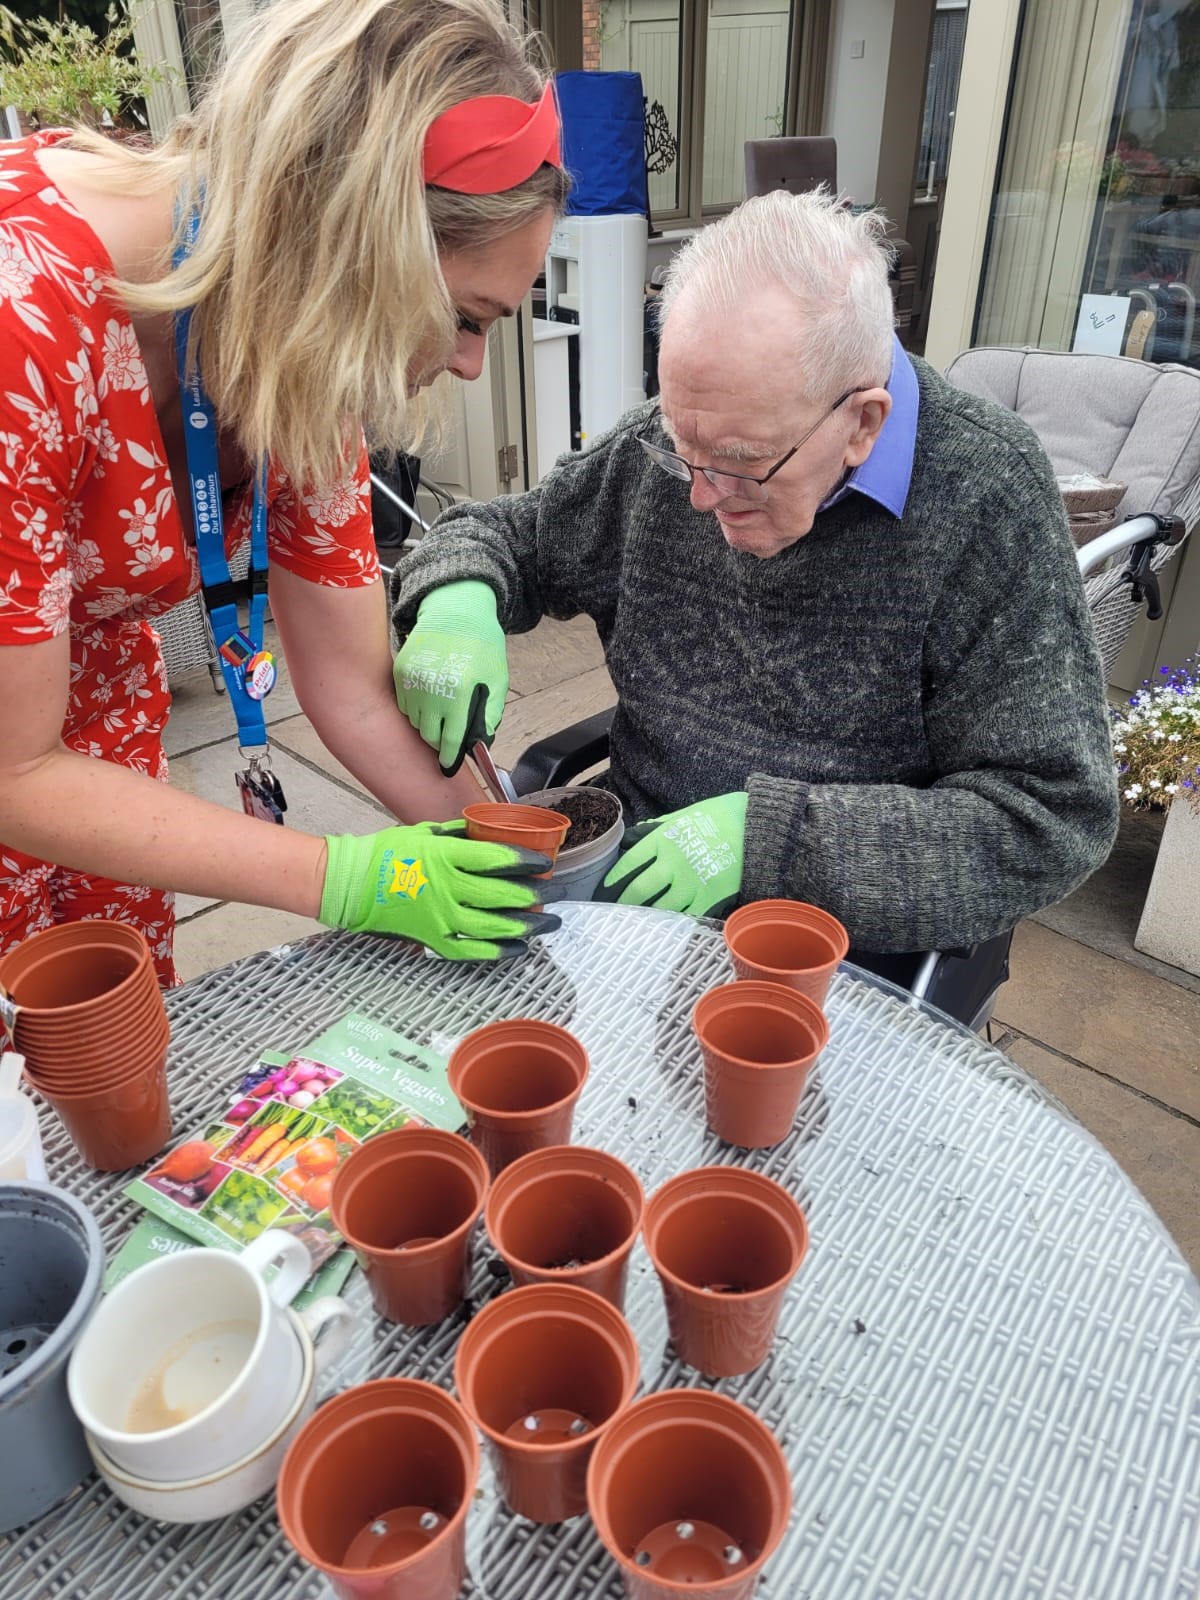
[0,2,168,129]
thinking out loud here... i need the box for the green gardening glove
[393,580,508,777]
[320,822,559,960]
[598,792,748,918]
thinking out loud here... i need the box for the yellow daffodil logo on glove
[389,857,429,900]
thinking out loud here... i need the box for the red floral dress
[0,133,380,984]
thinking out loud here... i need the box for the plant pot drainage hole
[504,1407,591,1444]
[633,1520,746,1582]
[343,1507,443,1567]
[0,1321,53,1379]
[701,1283,748,1295]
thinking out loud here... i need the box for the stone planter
[1135,799,1200,977]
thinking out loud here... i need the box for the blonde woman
[0,0,568,981]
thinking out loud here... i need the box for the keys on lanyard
[236,751,288,826]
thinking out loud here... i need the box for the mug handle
[298,1296,354,1380]
[241,1228,311,1307]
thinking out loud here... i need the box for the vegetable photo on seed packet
[127,1013,467,1275]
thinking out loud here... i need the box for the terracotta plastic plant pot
[38,1048,171,1172]
[485,1145,644,1310]
[723,899,849,1006]
[454,1283,640,1524]
[330,1127,489,1326]
[20,1011,171,1093]
[277,1377,479,1600]
[586,1389,792,1600]
[0,921,155,1032]
[692,981,829,1149]
[463,803,572,880]
[12,973,162,1040]
[447,1020,589,1177]
[643,1167,807,1378]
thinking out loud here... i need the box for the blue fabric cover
[556,71,648,217]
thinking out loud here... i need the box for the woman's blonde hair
[73,0,566,486]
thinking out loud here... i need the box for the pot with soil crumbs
[519,787,624,904]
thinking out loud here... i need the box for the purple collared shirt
[818,335,918,518]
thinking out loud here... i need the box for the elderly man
[391,190,1118,962]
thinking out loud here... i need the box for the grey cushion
[944,345,1200,524]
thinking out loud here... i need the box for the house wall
[823,0,895,203]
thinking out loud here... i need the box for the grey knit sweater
[394,357,1119,953]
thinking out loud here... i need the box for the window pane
[702,0,792,209]
[977,0,1200,363]
[597,0,684,217]
[918,2,968,190]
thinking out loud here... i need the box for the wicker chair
[944,346,1200,677]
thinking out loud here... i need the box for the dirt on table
[532,788,620,848]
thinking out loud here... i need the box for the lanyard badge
[175,211,285,820]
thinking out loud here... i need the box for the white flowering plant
[1111,656,1200,810]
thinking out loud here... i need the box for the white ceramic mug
[68,1230,352,1482]
[86,1309,323,1524]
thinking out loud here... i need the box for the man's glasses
[638,389,859,503]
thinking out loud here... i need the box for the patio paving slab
[994,921,1200,1119]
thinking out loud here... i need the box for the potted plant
[0,2,167,135]
[1111,658,1200,975]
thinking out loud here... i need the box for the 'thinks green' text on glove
[392,581,509,777]
[599,792,748,918]
[320,823,559,960]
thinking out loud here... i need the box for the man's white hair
[658,188,897,403]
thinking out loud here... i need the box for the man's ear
[844,389,891,467]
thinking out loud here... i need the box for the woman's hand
[319,822,559,959]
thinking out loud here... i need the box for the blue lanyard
[173,217,270,750]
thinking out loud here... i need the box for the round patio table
[2,902,1198,1600]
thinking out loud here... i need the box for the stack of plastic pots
[0,920,172,1170]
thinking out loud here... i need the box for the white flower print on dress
[302,472,367,530]
[101,319,148,399]
[68,536,104,586]
[120,498,175,577]
[35,566,73,634]
[0,236,36,304]
[16,502,63,561]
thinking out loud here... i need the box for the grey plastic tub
[0,1181,103,1533]
[520,787,624,905]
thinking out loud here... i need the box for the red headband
[423,80,561,195]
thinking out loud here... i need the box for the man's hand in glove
[320,822,558,960]
[393,581,508,777]
[599,792,748,919]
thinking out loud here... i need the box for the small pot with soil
[518,787,624,904]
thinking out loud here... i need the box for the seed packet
[126,1013,464,1275]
